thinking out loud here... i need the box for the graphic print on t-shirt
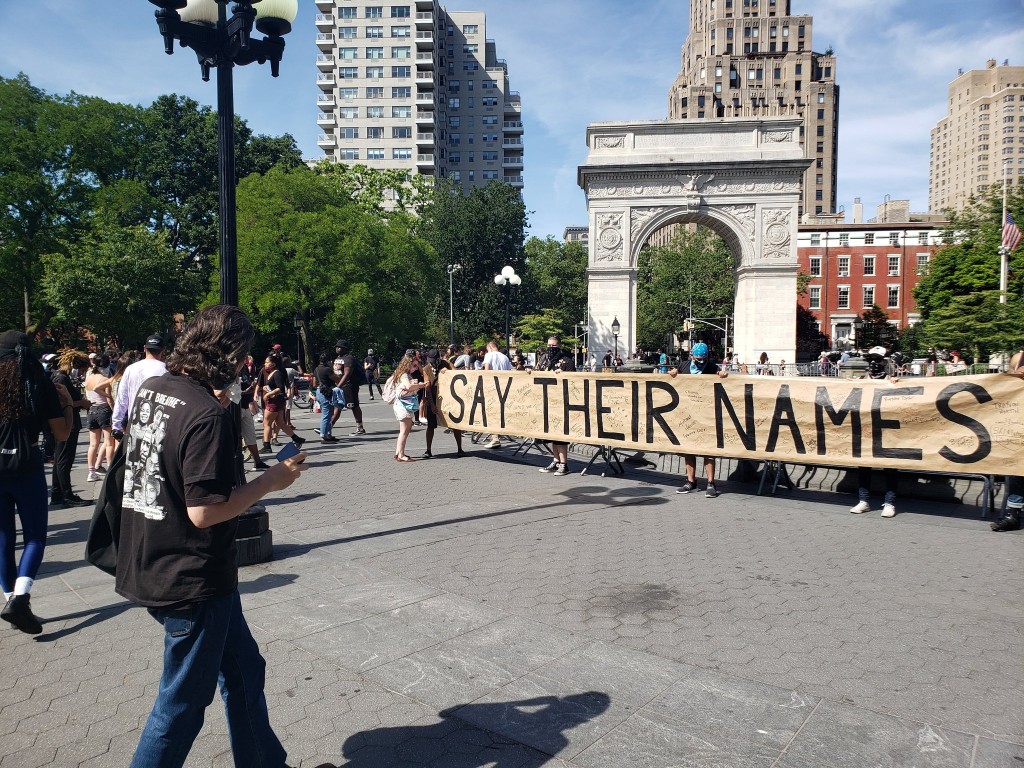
[122,389,184,521]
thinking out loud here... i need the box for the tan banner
[435,370,1024,474]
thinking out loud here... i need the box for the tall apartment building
[667,0,838,218]
[315,0,524,193]
[929,59,1024,213]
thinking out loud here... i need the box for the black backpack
[0,418,33,478]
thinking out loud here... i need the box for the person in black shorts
[421,349,464,458]
[331,339,366,436]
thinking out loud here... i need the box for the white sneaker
[850,500,871,514]
[881,503,897,518]
[539,461,558,473]
[485,439,501,449]
[87,471,100,482]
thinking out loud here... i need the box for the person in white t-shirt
[111,334,167,439]
[482,341,511,449]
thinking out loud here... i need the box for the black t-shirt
[364,355,379,376]
[238,368,255,408]
[315,364,335,393]
[340,353,364,389]
[266,369,288,404]
[680,359,721,375]
[2,362,61,447]
[115,372,238,609]
[51,370,82,430]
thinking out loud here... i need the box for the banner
[435,370,1024,474]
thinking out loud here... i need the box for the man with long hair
[114,305,310,768]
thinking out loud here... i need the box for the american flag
[1004,211,1022,252]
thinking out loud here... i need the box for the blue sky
[2,0,1023,240]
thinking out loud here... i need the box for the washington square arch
[578,117,811,366]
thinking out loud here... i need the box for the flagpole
[1000,160,1009,305]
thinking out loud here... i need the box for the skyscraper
[929,59,1024,213]
[315,0,523,193]
[667,0,838,218]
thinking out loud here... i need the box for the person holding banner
[851,346,901,518]
[668,342,728,498]
[536,336,575,476]
[992,350,1023,532]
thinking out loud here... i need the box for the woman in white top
[84,354,114,481]
[389,351,429,462]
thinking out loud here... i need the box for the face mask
[264,364,273,372]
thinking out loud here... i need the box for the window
[818,92,825,103]
[863,255,875,276]
[450,171,461,182]
[887,286,899,308]
[837,256,850,277]
[888,255,900,276]
[391,46,411,58]
[838,233,849,246]
[482,116,498,126]
[340,26,358,38]
[392,126,412,139]
[449,133,460,145]
[366,46,384,58]
[339,7,357,18]
[340,67,359,79]
[889,232,900,246]
[367,148,385,160]
[391,65,411,77]
[392,148,412,159]
[449,152,460,163]
[483,170,499,180]
[864,232,874,245]
[339,127,359,139]
[338,87,358,100]
[448,80,460,91]
[366,86,384,99]
[462,24,478,34]
[339,47,357,59]
[837,286,850,309]
[449,97,460,108]
[808,286,821,309]
[917,232,929,245]
[391,105,411,118]
[364,65,383,78]
[340,149,359,161]
[366,126,384,138]
[339,107,358,119]
[482,151,498,161]
[809,256,821,276]
[862,286,874,308]
[391,6,410,17]
[448,116,460,127]
[391,25,410,37]
[810,233,820,246]
[916,253,930,274]
[366,26,384,38]
[482,97,498,107]
[392,86,411,98]
[366,6,383,18]
[463,44,478,54]
[366,106,385,118]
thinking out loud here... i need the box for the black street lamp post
[493,266,521,353]
[149,0,298,306]
[293,311,302,366]
[611,316,620,364]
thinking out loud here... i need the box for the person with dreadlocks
[50,348,92,508]
[0,331,72,634]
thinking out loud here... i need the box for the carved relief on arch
[595,212,625,262]
[718,204,756,243]
[594,135,626,149]
[761,208,792,260]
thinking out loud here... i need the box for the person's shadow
[339,691,611,766]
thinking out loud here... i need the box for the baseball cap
[271,343,282,351]
[404,348,417,357]
[335,338,350,349]
[88,352,97,359]
[868,346,887,357]
[367,348,375,355]
[41,353,56,362]
[144,334,165,350]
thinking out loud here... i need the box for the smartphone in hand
[275,442,301,462]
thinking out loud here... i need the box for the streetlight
[851,316,864,351]
[447,264,461,346]
[293,311,302,366]
[611,316,620,364]
[493,266,521,353]
[149,0,298,306]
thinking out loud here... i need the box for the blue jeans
[0,448,48,593]
[131,590,286,768]
[316,391,334,437]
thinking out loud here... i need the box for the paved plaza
[0,398,1021,767]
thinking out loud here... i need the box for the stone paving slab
[0,400,1020,766]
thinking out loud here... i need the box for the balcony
[314,0,333,8]
[415,110,434,124]
[416,52,435,68]
[502,137,523,146]
[415,0,434,7]
[416,93,435,106]
[316,54,335,70]
[314,13,333,28]
[415,30,434,48]
[316,73,335,90]
[317,133,337,148]
[416,72,435,87]
[416,132,434,145]
[415,12,433,26]
[503,175,523,186]
[317,112,336,126]
[317,94,336,108]
[416,153,436,167]
[502,155,524,168]
[315,32,334,49]
[503,120,523,133]
[503,100,521,115]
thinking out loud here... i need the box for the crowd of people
[0,313,1020,767]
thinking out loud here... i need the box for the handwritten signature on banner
[435,370,1024,474]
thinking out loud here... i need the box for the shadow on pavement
[37,601,134,642]
[338,692,611,767]
[271,486,668,562]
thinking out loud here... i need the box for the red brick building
[797,202,947,349]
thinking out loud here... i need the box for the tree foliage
[514,308,572,353]
[311,160,433,216]
[519,237,588,328]
[233,167,437,365]
[636,227,735,351]
[857,305,897,350]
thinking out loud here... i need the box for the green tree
[233,166,437,366]
[514,308,571,353]
[420,180,528,345]
[520,236,587,325]
[920,291,1024,362]
[635,227,735,352]
[40,226,200,348]
[312,160,433,215]
[857,305,896,350]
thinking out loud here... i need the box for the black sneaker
[705,484,719,499]
[64,495,92,508]
[1,594,43,635]
[991,513,1020,532]
[292,435,306,448]
[322,435,339,443]
[252,462,270,470]
[552,464,570,477]
[539,461,558,473]
[676,482,695,494]
[260,445,273,454]
[351,428,367,436]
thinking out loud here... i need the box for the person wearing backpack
[0,331,72,634]
[331,339,367,436]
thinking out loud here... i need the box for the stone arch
[578,118,811,368]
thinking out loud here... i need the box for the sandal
[395,455,416,462]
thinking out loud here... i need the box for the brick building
[797,199,947,349]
